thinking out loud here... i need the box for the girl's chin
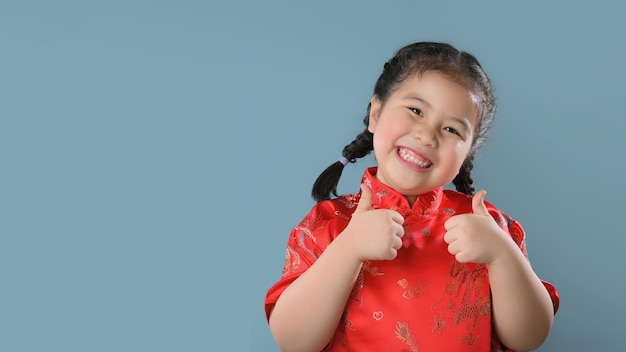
[389,184,430,196]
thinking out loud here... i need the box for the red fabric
[265,167,559,352]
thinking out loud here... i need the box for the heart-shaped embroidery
[372,311,383,321]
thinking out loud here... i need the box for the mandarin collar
[361,167,443,219]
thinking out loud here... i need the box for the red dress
[265,167,559,352]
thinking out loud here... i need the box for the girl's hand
[342,183,405,261]
[443,190,516,264]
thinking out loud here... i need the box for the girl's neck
[406,195,417,207]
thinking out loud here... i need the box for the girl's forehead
[399,70,469,92]
[397,72,479,116]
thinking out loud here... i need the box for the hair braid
[311,126,373,202]
[452,156,475,195]
[343,127,373,162]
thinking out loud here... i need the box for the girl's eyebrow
[403,95,432,109]
[403,95,472,132]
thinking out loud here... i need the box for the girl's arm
[269,184,404,352]
[487,239,554,350]
[268,233,363,352]
[444,190,554,350]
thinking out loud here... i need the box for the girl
[265,42,559,352]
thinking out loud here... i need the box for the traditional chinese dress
[266,167,559,351]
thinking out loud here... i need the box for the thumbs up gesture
[443,190,514,264]
[342,183,405,261]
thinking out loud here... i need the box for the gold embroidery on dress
[348,270,364,307]
[420,194,438,216]
[376,189,389,202]
[398,278,427,299]
[295,214,324,245]
[336,261,366,346]
[402,282,427,300]
[372,311,384,321]
[293,213,326,260]
[339,194,359,208]
[362,260,385,277]
[334,210,350,221]
[282,247,301,276]
[463,331,479,346]
[334,309,352,349]
[395,321,420,352]
[363,177,372,189]
[429,262,490,345]
[432,311,447,336]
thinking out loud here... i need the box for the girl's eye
[443,126,461,136]
[409,107,423,117]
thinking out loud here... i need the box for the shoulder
[296,194,360,231]
[312,193,360,215]
[312,194,359,222]
[441,189,474,214]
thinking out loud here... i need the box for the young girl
[265,42,559,352]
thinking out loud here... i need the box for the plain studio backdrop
[2,1,625,351]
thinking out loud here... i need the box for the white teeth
[398,148,431,168]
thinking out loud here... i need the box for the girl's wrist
[486,237,525,268]
[330,231,365,266]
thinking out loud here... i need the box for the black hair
[311,42,497,201]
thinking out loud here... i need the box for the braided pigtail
[311,123,373,202]
[452,156,475,195]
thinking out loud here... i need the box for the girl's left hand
[443,190,516,264]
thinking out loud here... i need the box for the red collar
[361,167,444,219]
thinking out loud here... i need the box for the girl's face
[368,71,479,203]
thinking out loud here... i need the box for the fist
[343,183,405,261]
[443,190,513,264]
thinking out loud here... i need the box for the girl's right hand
[342,183,405,261]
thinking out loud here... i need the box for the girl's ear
[368,96,381,133]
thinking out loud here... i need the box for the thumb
[355,183,373,213]
[472,190,489,216]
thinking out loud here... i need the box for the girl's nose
[413,125,438,148]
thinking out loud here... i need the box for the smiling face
[368,71,479,203]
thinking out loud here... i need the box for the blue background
[2,1,625,351]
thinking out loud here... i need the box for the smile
[398,147,432,168]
